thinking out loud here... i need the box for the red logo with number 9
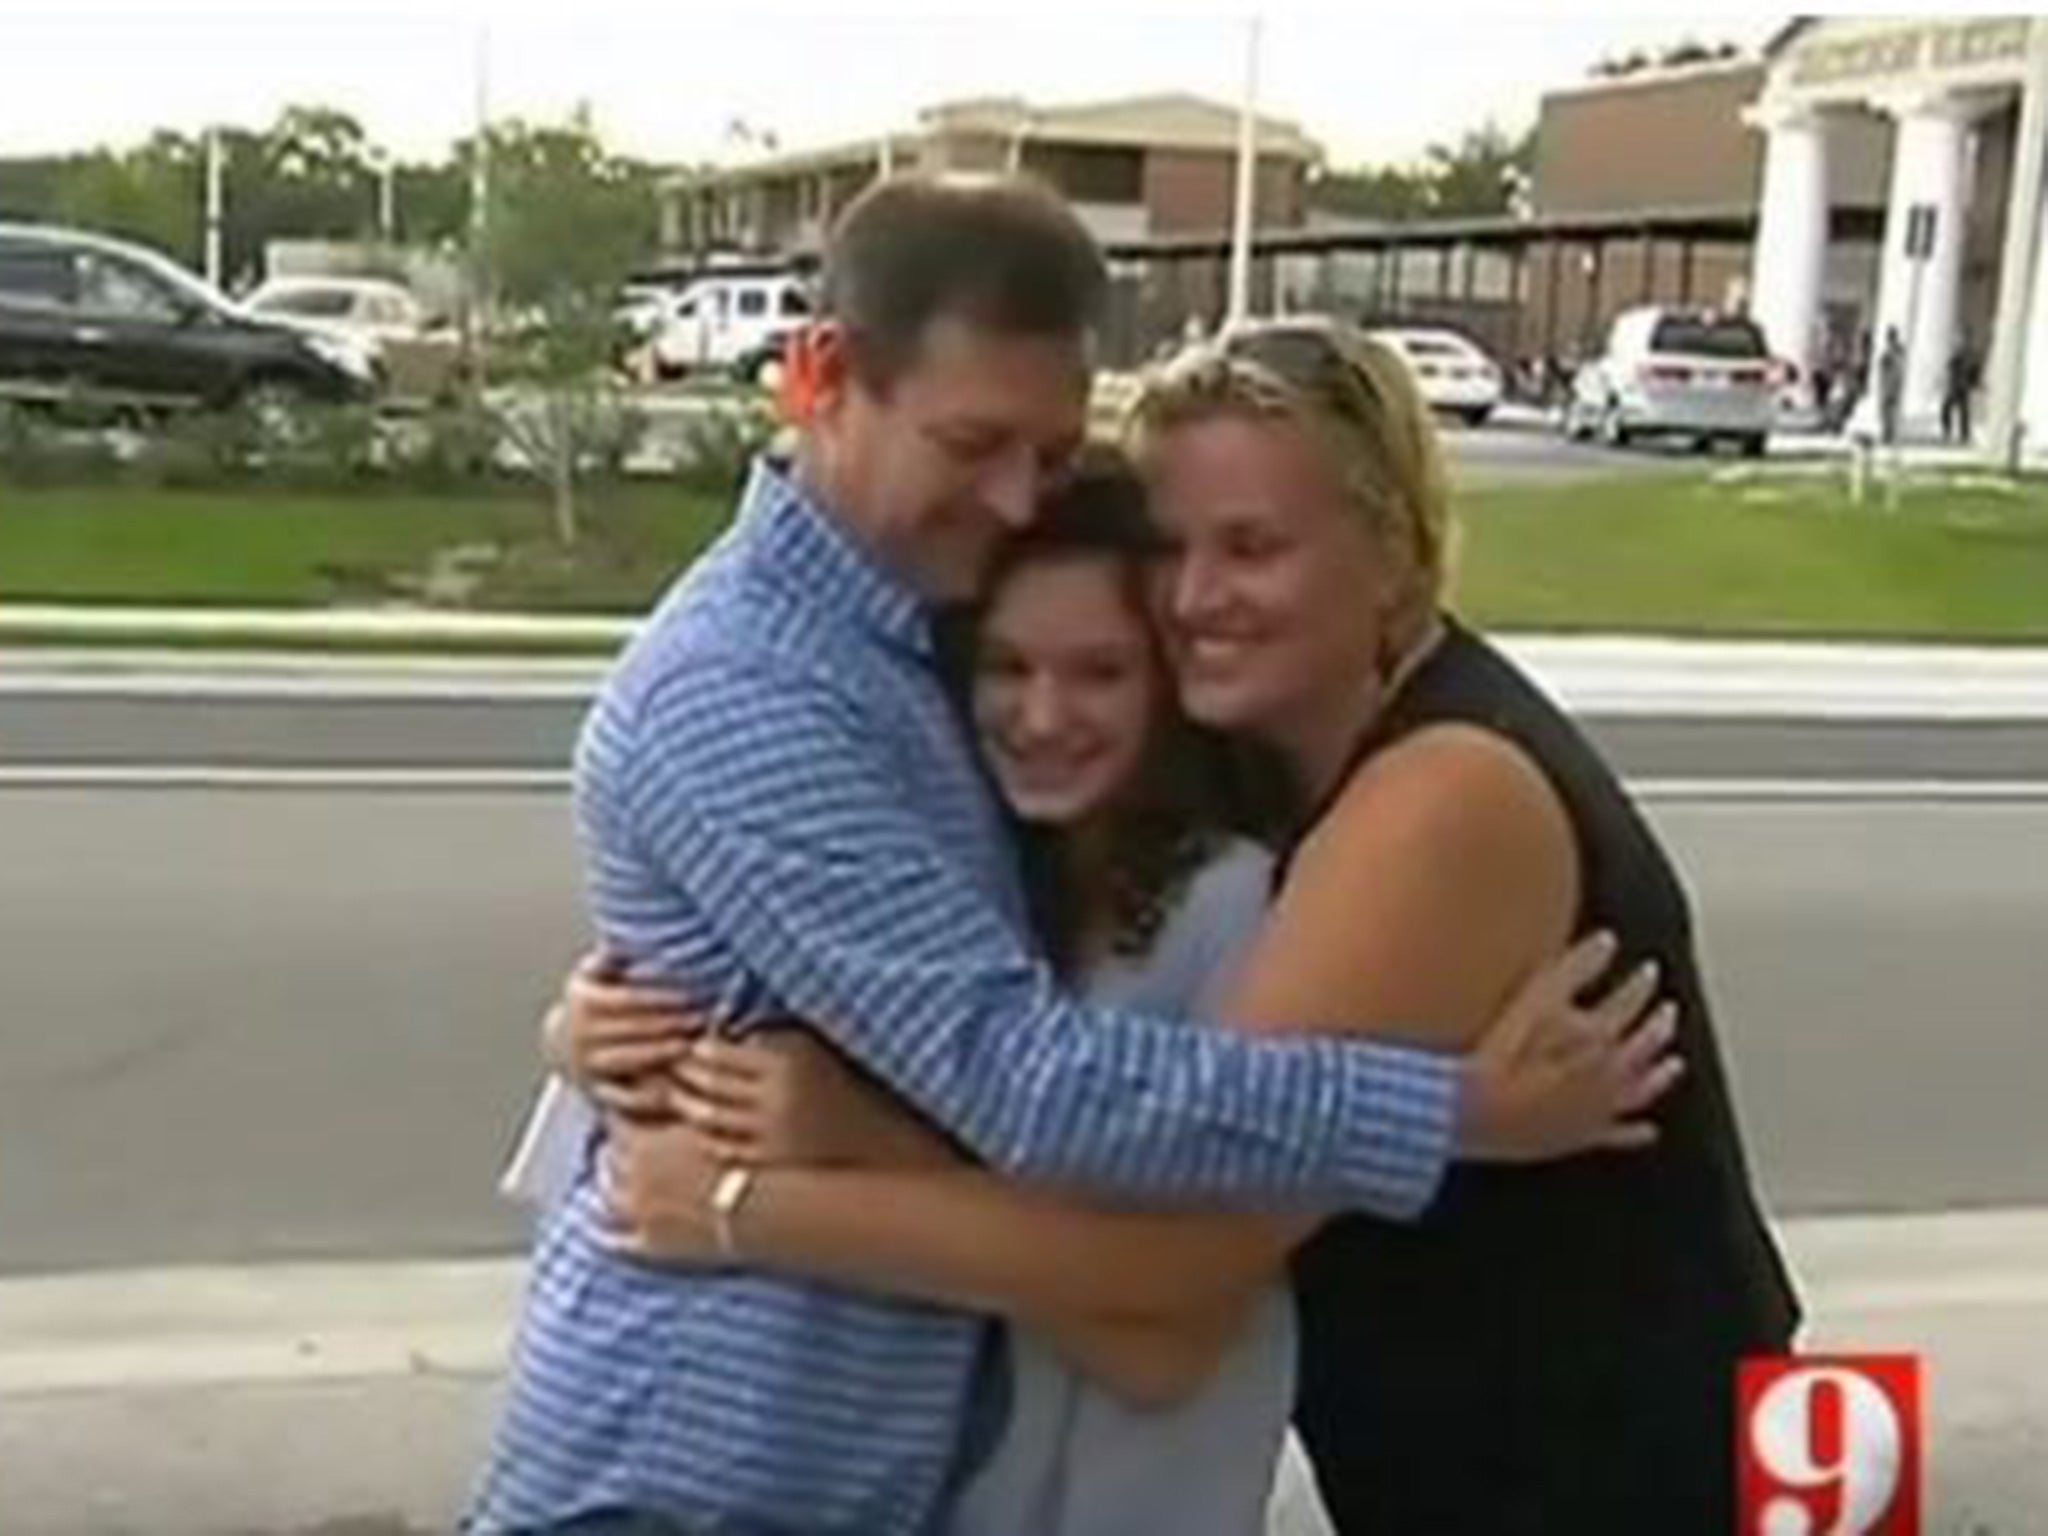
[1738,1356,1921,1536]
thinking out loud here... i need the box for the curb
[4,1209,2048,1399]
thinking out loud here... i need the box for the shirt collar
[738,455,934,659]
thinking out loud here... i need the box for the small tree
[1423,124,1535,219]
[474,110,658,544]
[1313,123,1534,224]
[50,132,203,265]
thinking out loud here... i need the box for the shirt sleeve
[613,651,1458,1219]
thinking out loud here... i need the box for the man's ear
[786,320,857,427]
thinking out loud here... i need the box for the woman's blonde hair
[1126,319,1455,603]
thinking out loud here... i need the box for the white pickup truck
[640,271,812,384]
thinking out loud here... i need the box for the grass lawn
[0,480,730,614]
[3,465,2046,643]
[1454,468,2048,642]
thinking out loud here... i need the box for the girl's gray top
[948,838,1310,1536]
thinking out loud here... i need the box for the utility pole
[1225,14,1262,331]
[467,22,493,395]
[203,126,225,288]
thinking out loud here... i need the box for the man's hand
[1456,931,1684,1162]
[599,1114,726,1264]
[672,1029,957,1169]
[550,947,702,1121]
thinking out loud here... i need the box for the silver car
[1563,306,1775,456]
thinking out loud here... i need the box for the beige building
[1746,16,2048,440]
[660,92,1321,259]
[1523,52,1889,359]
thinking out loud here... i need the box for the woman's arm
[1029,1297,1258,1411]
[698,724,1595,1325]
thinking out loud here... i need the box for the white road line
[0,766,572,792]
[1630,778,2048,803]
[7,675,2047,720]
[4,1210,2045,1397]
[0,675,600,702]
[6,767,2048,801]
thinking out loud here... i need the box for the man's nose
[983,448,1041,530]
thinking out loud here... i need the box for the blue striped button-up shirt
[468,459,1459,1536]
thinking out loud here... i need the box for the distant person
[1832,327,1872,433]
[1806,328,1835,432]
[1817,329,1852,432]
[1943,336,1982,445]
[1545,352,1573,409]
[1877,325,1907,445]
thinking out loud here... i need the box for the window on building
[1031,144,1145,205]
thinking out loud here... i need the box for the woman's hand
[672,1029,958,1170]
[600,1112,726,1265]
[548,947,701,1120]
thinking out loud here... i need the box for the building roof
[1100,198,1887,262]
[665,90,1319,190]
[919,91,1321,160]
[1539,52,1762,105]
[1106,204,1766,261]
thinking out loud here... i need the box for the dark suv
[0,223,376,416]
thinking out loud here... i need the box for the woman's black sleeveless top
[1287,619,1801,1536]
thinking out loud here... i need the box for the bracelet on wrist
[710,1164,758,1258]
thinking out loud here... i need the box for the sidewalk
[8,619,2048,722]
[3,1209,2044,1535]
[1487,397,2022,469]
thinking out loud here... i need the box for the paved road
[1441,409,1745,482]
[629,390,1794,485]
[1,780,2043,1276]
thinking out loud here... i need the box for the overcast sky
[0,2,1793,168]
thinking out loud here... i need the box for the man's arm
[607,721,1673,1355]
[614,649,1456,1217]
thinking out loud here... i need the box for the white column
[2016,169,2048,450]
[1867,95,1975,433]
[1745,103,1831,376]
[1990,38,2048,465]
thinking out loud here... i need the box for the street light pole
[1225,14,1262,332]
[377,153,397,244]
[203,126,225,289]
[467,22,493,395]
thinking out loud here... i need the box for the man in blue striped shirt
[470,177,1673,1536]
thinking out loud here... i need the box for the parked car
[1369,326,1504,426]
[0,223,377,417]
[1562,306,1775,455]
[244,275,462,402]
[647,271,811,384]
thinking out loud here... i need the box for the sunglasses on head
[1206,320,1381,425]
